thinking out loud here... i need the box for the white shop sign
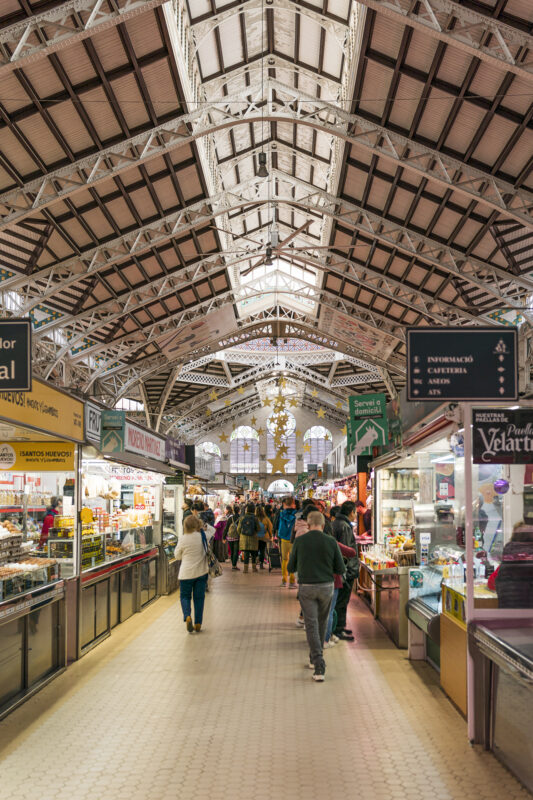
[124,422,165,461]
[85,402,102,444]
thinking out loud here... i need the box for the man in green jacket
[288,510,345,682]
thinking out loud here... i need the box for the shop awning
[103,451,175,476]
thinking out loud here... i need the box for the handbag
[201,529,223,578]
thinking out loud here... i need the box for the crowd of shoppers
[177,493,363,681]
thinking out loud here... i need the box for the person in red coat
[39,497,61,550]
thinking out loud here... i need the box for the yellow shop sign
[0,379,83,442]
[0,442,75,471]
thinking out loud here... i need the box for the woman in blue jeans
[175,515,214,632]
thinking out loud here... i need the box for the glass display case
[160,481,183,594]
[81,451,163,570]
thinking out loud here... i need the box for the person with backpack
[278,496,297,588]
[238,502,260,572]
[255,504,273,568]
[226,504,241,570]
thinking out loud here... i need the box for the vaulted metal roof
[0,0,531,440]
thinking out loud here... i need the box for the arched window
[230,426,260,473]
[196,441,221,474]
[303,426,333,471]
[266,411,296,473]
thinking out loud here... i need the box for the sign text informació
[407,327,518,401]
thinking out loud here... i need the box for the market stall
[0,380,84,718]
[77,407,172,654]
[160,438,189,595]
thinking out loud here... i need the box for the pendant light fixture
[257,0,268,178]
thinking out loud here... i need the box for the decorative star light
[295,429,302,437]
[335,400,343,409]
[303,443,311,453]
[243,442,250,452]
[341,425,347,435]
[324,433,331,441]
[224,399,231,407]
[289,398,298,408]
[268,453,290,474]
[250,415,257,426]
[317,407,325,419]
[311,389,318,398]
[219,431,228,443]
[237,387,244,395]
[257,427,265,437]
[209,389,218,401]
[278,444,288,456]
[205,407,212,417]
[263,397,272,407]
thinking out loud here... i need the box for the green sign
[349,393,386,421]
[352,417,388,456]
[101,410,125,453]
[165,472,184,486]
[346,416,354,454]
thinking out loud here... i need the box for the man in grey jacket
[332,501,359,641]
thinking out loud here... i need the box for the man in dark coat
[332,501,359,641]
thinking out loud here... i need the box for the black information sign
[407,327,517,401]
[473,408,533,464]
[0,319,31,391]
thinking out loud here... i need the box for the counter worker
[39,496,62,550]
[355,501,371,536]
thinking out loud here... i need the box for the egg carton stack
[0,529,23,566]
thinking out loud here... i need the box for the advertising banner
[0,442,75,471]
[124,423,165,462]
[0,379,84,441]
[319,308,398,360]
[473,408,533,464]
[160,306,237,360]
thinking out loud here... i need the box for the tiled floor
[0,570,530,800]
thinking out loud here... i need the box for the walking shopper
[324,540,357,648]
[332,501,359,641]
[175,515,214,633]
[278,496,297,587]
[226,504,241,570]
[213,508,229,562]
[255,505,273,568]
[238,502,260,572]
[288,511,345,682]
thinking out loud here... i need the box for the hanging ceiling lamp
[257,151,268,178]
[257,0,268,179]
[265,245,273,265]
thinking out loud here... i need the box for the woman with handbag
[174,515,214,633]
[256,505,273,569]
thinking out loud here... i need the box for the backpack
[278,510,295,541]
[240,514,256,538]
